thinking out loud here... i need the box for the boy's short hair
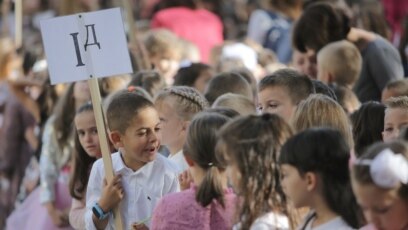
[318,40,362,86]
[204,72,253,105]
[384,79,408,97]
[212,93,256,115]
[107,90,154,134]
[258,68,315,104]
[332,84,360,113]
[231,68,258,100]
[204,107,240,119]
[385,96,408,110]
[312,80,338,101]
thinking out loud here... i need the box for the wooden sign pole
[121,0,151,70]
[41,9,132,228]
[78,14,123,230]
[14,0,22,48]
[88,77,124,229]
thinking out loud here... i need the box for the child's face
[75,110,101,158]
[155,98,185,148]
[117,107,162,166]
[382,108,408,142]
[258,86,296,123]
[352,181,408,230]
[280,164,310,208]
[293,50,317,79]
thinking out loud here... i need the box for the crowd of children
[0,0,408,229]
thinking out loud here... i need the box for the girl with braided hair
[154,86,209,172]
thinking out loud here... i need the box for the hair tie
[355,148,408,189]
[208,162,214,167]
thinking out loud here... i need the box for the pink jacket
[151,185,236,230]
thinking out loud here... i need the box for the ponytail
[183,112,230,208]
[196,165,225,207]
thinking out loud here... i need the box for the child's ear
[109,131,124,149]
[184,154,194,167]
[305,172,317,191]
[181,120,190,132]
[327,72,334,84]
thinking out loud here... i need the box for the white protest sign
[40,8,132,84]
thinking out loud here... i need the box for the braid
[168,86,209,110]
[155,86,208,121]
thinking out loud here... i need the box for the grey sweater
[353,36,404,102]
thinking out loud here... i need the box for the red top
[381,0,408,37]
[151,7,224,62]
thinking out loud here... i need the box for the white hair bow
[356,148,408,189]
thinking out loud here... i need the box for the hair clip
[355,148,408,189]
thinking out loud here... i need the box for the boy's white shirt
[168,150,189,173]
[85,152,180,230]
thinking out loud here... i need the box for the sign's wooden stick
[121,0,151,70]
[14,0,22,48]
[88,77,124,229]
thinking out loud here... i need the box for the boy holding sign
[40,7,179,229]
[85,90,179,229]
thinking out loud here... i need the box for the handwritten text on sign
[40,8,132,85]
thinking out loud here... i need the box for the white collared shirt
[168,150,189,173]
[85,152,179,230]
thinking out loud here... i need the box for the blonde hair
[318,40,362,87]
[385,96,408,110]
[384,79,408,98]
[212,93,256,116]
[143,29,182,61]
[179,39,200,62]
[292,94,354,147]
[155,86,209,121]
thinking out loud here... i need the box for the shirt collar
[113,151,156,177]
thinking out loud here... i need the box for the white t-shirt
[85,152,179,230]
[300,212,354,230]
[168,150,189,173]
[251,212,290,230]
[233,212,290,230]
